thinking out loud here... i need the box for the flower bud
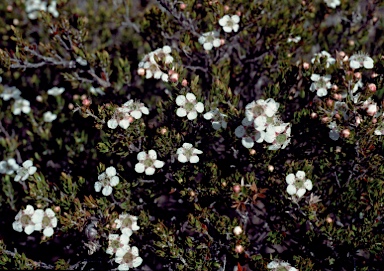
[332,84,338,91]
[310,112,318,119]
[233,226,243,236]
[137,68,145,76]
[368,83,376,92]
[181,79,188,87]
[233,185,241,193]
[224,5,229,11]
[249,149,256,155]
[180,3,186,10]
[355,116,361,125]
[235,244,244,253]
[338,51,346,58]
[321,116,330,123]
[335,113,341,120]
[170,73,179,83]
[372,118,377,124]
[268,165,274,172]
[303,62,310,70]
[326,217,333,223]
[36,95,43,102]
[354,72,362,79]
[220,39,225,46]
[326,99,334,107]
[341,129,350,138]
[367,104,377,116]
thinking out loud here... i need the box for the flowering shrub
[0,0,384,270]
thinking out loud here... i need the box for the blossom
[245,98,279,121]
[120,100,149,120]
[31,208,58,237]
[47,0,59,18]
[286,171,313,198]
[235,117,264,148]
[89,86,105,96]
[264,123,292,150]
[198,31,221,50]
[12,205,36,235]
[138,46,173,82]
[175,93,204,120]
[0,86,21,101]
[349,52,374,69]
[219,15,240,33]
[76,56,87,66]
[14,160,37,182]
[287,36,301,43]
[47,86,65,96]
[310,74,331,97]
[115,246,143,270]
[95,166,120,196]
[311,50,336,68]
[107,111,133,130]
[176,143,203,163]
[203,108,227,130]
[25,0,47,20]
[106,234,130,255]
[0,158,20,175]
[324,0,340,8]
[134,150,164,175]
[267,259,298,271]
[43,111,57,122]
[12,98,31,115]
[115,214,140,237]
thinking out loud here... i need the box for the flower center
[21,214,31,225]
[276,134,287,144]
[122,217,133,228]
[111,239,120,249]
[42,216,51,227]
[143,158,153,168]
[123,251,134,263]
[184,102,195,112]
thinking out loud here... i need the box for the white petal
[235,126,245,138]
[192,148,203,154]
[190,155,200,163]
[119,119,130,129]
[24,225,35,235]
[176,95,186,106]
[12,221,23,232]
[182,143,193,149]
[94,182,102,192]
[232,15,240,23]
[102,186,113,196]
[363,59,373,69]
[286,184,297,195]
[25,205,35,215]
[350,60,360,69]
[187,111,197,120]
[132,257,143,268]
[178,154,188,163]
[176,108,187,117]
[153,160,164,168]
[296,171,305,180]
[317,88,328,97]
[31,209,44,223]
[310,74,320,81]
[137,151,147,161]
[296,188,306,197]
[135,163,145,173]
[110,176,119,186]
[145,167,155,175]
[148,150,157,160]
[28,166,37,175]
[23,160,33,168]
[130,110,142,119]
[195,102,204,113]
[186,92,196,102]
[43,227,54,237]
[242,137,254,148]
[203,42,213,50]
[286,173,295,184]
[304,180,313,190]
[140,106,149,115]
[204,112,214,120]
[106,166,116,177]
[223,26,232,33]
[213,39,221,47]
[232,24,239,32]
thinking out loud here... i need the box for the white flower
[95,166,120,196]
[106,234,130,255]
[89,86,105,96]
[175,93,204,120]
[76,56,87,66]
[198,31,221,51]
[267,259,298,271]
[287,36,301,43]
[219,15,240,33]
[115,246,143,270]
[47,0,59,18]
[25,0,47,20]
[245,98,279,120]
[0,86,21,101]
[32,208,58,237]
[115,214,140,237]
[324,0,340,8]
[138,46,173,82]
[14,160,37,182]
[286,171,313,198]
[176,143,203,163]
[47,86,65,96]
[349,52,374,69]
[0,158,20,175]
[134,150,164,175]
[235,118,264,149]
[121,100,149,119]
[266,122,292,150]
[310,74,331,97]
[203,108,227,130]
[43,111,57,122]
[12,205,36,235]
[12,98,31,115]
[311,50,336,68]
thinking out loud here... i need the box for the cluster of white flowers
[286,170,313,198]
[25,0,59,20]
[14,160,37,182]
[0,83,33,116]
[95,166,120,196]
[13,205,58,237]
[0,158,20,175]
[175,93,204,120]
[134,150,165,175]
[176,143,203,163]
[204,108,227,130]
[235,98,291,150]
[198,31,221,51]
[349,52,374,69]
[107,99,149,130]
[309,74,332,97]
[108,214,142,270]
[267,259,298,271]
[311,50,335,68]
[137,46,173,82]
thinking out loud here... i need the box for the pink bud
[236,11,242,16]
[249,149,256,155]
[233,185,241,193]
[138,68,145,76]
[224,5,229,11]
[321,116,329,123]
[233,226,243,236]
[181,79,188,87]
[367,104,377,116]
[372,118,377,124]
[341,129,350,138]
[368,83,376,92]
[371,73,378,78]
[235,245,244,253]
[354,72,362,79]
[303,62,310,70]
[82,99,91,106]
[220,39,225,46]
[339,51,346,58]
[310,112,318,119]
[355,116,361,125]
[335,113,341,120]
[170,73,179,83]
[326,99,334,107]
[180,3,186,10]
[332,84,338,91]
[268,165,274,172]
